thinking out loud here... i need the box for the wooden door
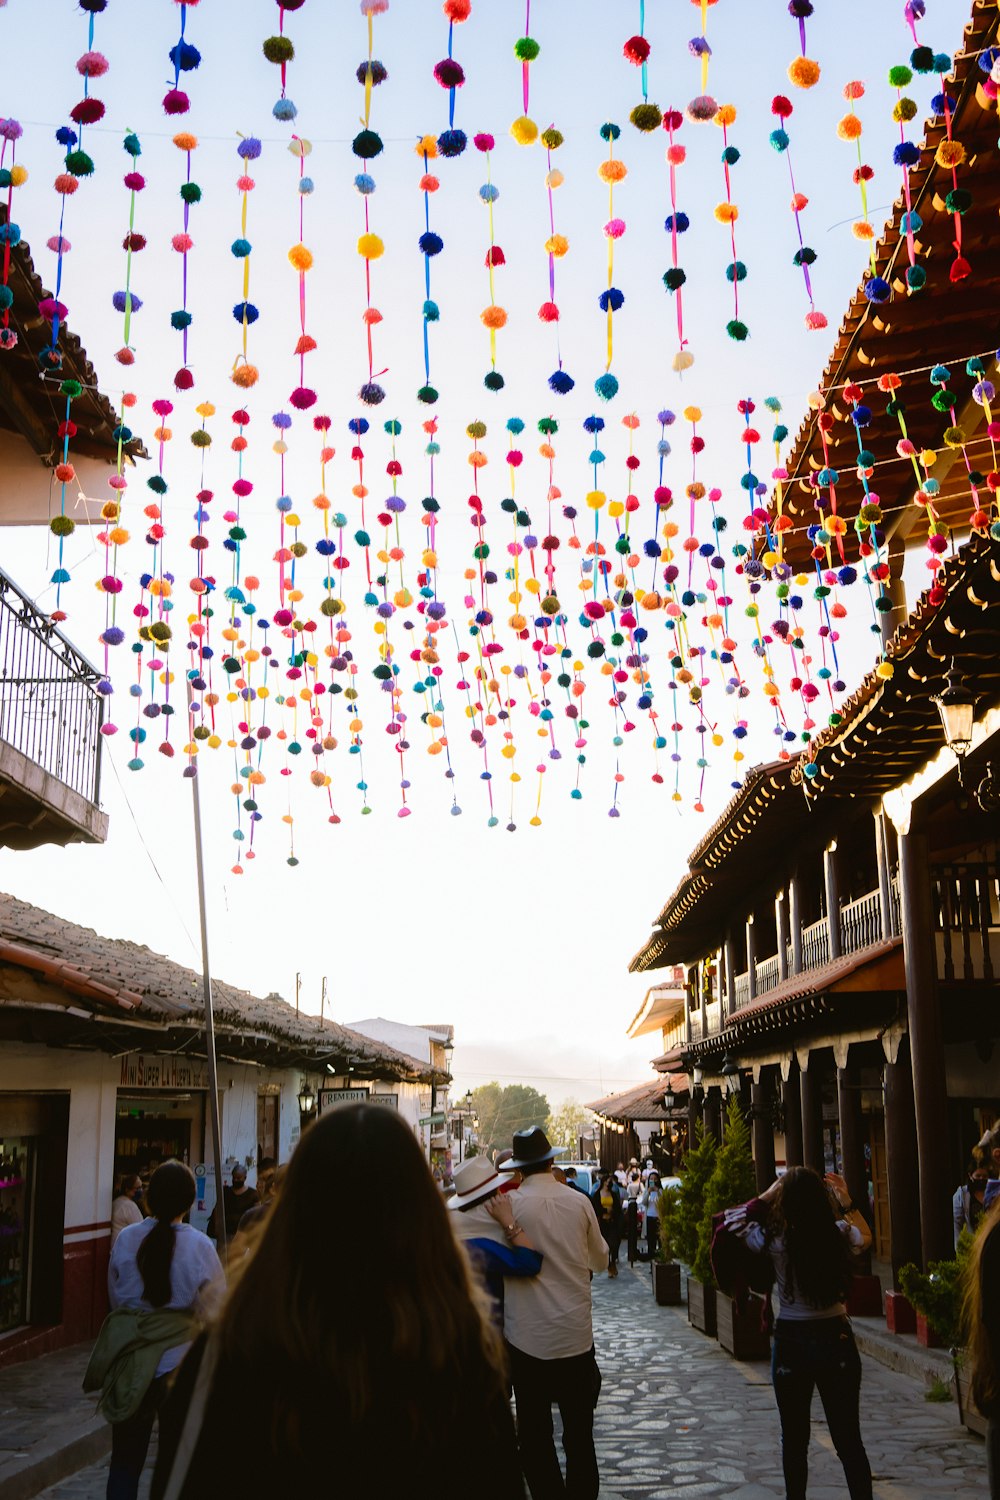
[257,1092,279,1164]
[869,1113,891,1261]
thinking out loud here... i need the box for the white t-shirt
[503,1172,608,1360]
[108,1220,224,1374]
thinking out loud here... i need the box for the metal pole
[187,682,227,1261]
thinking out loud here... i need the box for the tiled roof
[585,1075,687,1121]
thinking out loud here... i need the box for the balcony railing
[801,915,831,971]
[934,862,999,983]
[755,953,782,995]
[732,971,751,1011]
[840,888,885,957]
[0,567,104,804]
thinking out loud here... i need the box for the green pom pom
[630,103,663,132]
[514,36,540,62]
[888,65,913,87]
[49,515,76,537]
[726,318,749,342]
[190,430,212,448]
[123,133,142,158]
[149,621,172,643]
[540,127,563,150]
[417,384,439,405]
[64,149,95,177]
[352,129,383,160]
[262,34,295,64]
[59,378,84,398]
[180,181,202,204]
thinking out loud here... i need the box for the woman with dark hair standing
[86,1160,223,1500]
[151,1105,524,1500]
[745,1168,873,1500]
[962,1194,1000,1494]
[591,1172,624,1277]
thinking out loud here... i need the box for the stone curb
[852,1316,956,1389]
[1,1421,111,1500]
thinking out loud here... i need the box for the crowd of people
[90,1109,1000,1500]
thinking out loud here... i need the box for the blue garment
[771,1317,872,1500]
[466,1236,544,1317]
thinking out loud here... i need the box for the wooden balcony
[934,862,999,984]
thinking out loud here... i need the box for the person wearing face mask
[111,1176,146,1248]
[955,1158,991,1247]
[208,1163,259,1252]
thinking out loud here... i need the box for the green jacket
[84,1306,194,1423]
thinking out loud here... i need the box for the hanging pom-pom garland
[687,0,720,120]
[713,104,747,342]
[0,118,24,352]
[265,0,303,122]
[355,1,389,406]
[288,135,317,410]
[769,94,827,329]
[888,63,924,294]
[475,133,507,392]
[511,0,541,145]
[837,82,877,274]
[437,0,470,158]
[661,109,693,371]
[164,0,199,117]
[170,127,199,388]
[538,126,572,395]
[415,133,441,405]
[47,378,83,621]
[786,1,820,91]
[595,123,626,402]
[624,2,661,133]
[231,135,262,389]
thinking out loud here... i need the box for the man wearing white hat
[449,1156,544,1321]
[500,1126,608,1500]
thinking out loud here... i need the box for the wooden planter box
[955,1361,989,1438]
[846,1273,883,1318]
[653,1261,682,1306]
[687,1276,717,1336]
[916,1312,943,1349]
[885,1291,916,1335]
[717,1292,771,1362]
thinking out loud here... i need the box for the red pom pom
[654,486,672,507]
[115,347,135,365]
[232,409,250,425]
[771,94,793,118]
[58,420,78,438]
[163,88,190,115]
[817,412,835,432]
[290,386,317,409]
[174,367,194,391]
[70,97,105,125]
[928,585,946,606]
[433,58,465,89]
[123,232,146,251]
[853,164,874,183]
[486,245,506,267]
[623,34,651,64]
[538,301,559,322]
[625,455,640,470]
[294,334,317,355]
[949,255,971,283]
[662,109,683,131]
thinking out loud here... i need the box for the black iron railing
[0,567,104,804]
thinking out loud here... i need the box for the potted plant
[651,1189,682,1306]
[669,1124,717,1334]
[899,1233,985,1435]
[700,1094,770,1361]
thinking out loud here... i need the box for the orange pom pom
[481,304,508,330]
[714,103,737,127]
[837,113,862,141]
[55,462,75,483]
[173,132,198,151]
[288,242,314,272]
[232,363,260,389]
[788,56,821,89]
[598,158,628,184]
[714,202,739,224]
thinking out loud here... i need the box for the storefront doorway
[114,1092,206,1188]
[0,1094,69,1337]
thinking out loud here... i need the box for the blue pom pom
[851,405,872,427]
[298,176,314,194]
[838,565,857,585]
[598,287,625,312]
[900,210,923,234]
[348,418,370,435]
[0,286,12,311]
[423,299,440,322]
[271,412,292,430]
[818,467,838,485]
[594,373,619,401]
[664,212,689,233]
[170,309,192,329]
[930,364,951,384]
[0,222,20,246]
[662,268,686,291]
[237,136,263,160]
[276,495,293,513]
[978,45,999,74]
[354,173,376,195]
[770,129,790,152]
[273,97,298,121]
[657,440,671,456]
[721,145,740,165]
[549,370,574,394]
[931,92,956,115]
[232,302,258,324]
[112,290,142,312]
[600,122,621,141]
[582,416,605,434]
[478,183,500,203]
[50,568,71,585]
[863,276,891,304]
[359,382,386,406]
[55,126,78,147]
[893,141,920,166]
[437,128,467,157]
[643,540,661,558]
[169,40,201,71]
[231,238,252,258]
[726,260,747,283]
[793,246,816,266]
[419,231,444,256]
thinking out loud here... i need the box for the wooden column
[788,872,803,974]
[875,811,896,940]
[776,890,790,982]
[824,844,842,961]
[752,1072,777,1193]
[899,830,953,1267]
[703,1087,722,1143]
[837,1062,867,1216]
[746,918,758,1002]
[783,1064,804,1168]
[884,1039,923,1285]
[800,1056,826,1173]
[723,938,736,1018]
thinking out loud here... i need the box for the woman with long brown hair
[151,1105,523,1499]
[961,1194,1000,1495]
[745,1167,873,1500]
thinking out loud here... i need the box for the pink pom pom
[47,235,72,253]
[76,50,109,77]
[233,479,253,497]
[603,217,626,239]
[654,486,672,506]
[115,347,135,366]
[804,310,828,330]
[360,0,389,13]
[152,398,174,416]
[237,175,256,192]
[474,132,495,152]
[108,475,128,490]
[171,233,194,253]
[163,88,190,115]
[290,386,317,409]
[124,172,146,191]
[0,329,19,350]
[100,722,118,736]
[666,144,686,165]
[538,301,560,322]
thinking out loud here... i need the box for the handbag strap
[161,1335,221,1500]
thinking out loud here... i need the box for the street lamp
[442,1036,455,1071]
[932,664,976,777]
[721,1052,741,1096]
[297,1079,316,1117]
[662,1082,676,1112]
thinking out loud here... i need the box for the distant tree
[546,1098,591,1155]
[471,1082,551,1159]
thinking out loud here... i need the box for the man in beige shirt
[501,1127,607,1500]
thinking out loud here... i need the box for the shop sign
[368,1094,398,1110]
[119,1055,210,1090]
[318,1087,370,1113]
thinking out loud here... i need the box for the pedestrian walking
[110,1175,145,1248]
[962,1194,1000,1496]
[591,1172,624,1277]
[501,1126,608,1500]
[85,1160,223,1500]
[450,1155,543,1321]
[206,1163,258,1252]
[151,1105,523,1500]
[625,1167,643,1266]
[641,1171,662,1262]
[744,1167,873,1500]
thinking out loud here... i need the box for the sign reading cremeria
[318,1088,398,1112]
[119,1055,211,1090]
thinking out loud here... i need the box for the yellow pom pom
[9,164,27,186]
[416,134,439,158]
[852,221,875,240]
[480,304,508,329]
[837,113,863,141]
[598,158,628,184]
[288,242,314,272]
[586,490,606,510]
[875,661,894,680]
[683,405,702,423]
[545,233,569,257]
[195,401,216,419]
[545,169,564,189]
[510,115,539,146]
[935,139,966,168]
[672,350,695,372]
[357,233,385,260]
[920,448,938,468]
[788,56,821,89]
[714,103,737,127]
[608,500,624,519]
[714,202,739,224]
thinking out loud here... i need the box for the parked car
[560,1162,599,1195]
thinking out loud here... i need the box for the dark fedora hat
[501,1126,564,1171]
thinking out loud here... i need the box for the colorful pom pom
[788,57,820,89]
[594,373,619,401]
[510,116,538,146]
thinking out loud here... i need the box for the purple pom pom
[359,382,386,406]
[272,412,293,429]
[112,291,143,312]
[237,136,263,160]
[385,495,406,513]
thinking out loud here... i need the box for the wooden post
[776,890,789,982]
[789,872,803,974]
[875,811,896,940]
[783,1063,803,1167]
[824,844,842,961]
[703,1087,722,1143]
[899,830,953,1267]
[752,1072,777,1193]
[884,1038,923,1284]
[837,1062,867,1215]
[721,940,734,1019]
[746,918,757,1002]
[800,1056,826,1173]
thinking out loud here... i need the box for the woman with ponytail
[86,1160,223,1500]
[962,1195,1000,1494]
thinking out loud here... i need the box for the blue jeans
[771,1318,872,1500]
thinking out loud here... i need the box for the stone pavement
[31,1258,990,1500]
[0,1343,108,1500]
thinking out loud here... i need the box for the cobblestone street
[34,1257,987,1500]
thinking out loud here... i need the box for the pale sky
[0,0,972,1106]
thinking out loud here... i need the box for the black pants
[598,1222,619,1267]
[107,1375,167,1500]
[506,1341,599,1500]
[645,1216,659,1262]
[625,1200,639,1263]
[771,1318,872,1500]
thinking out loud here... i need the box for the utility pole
[295,971,301,1017]
[321,975,327,1024]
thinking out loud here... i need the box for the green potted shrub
[669,1124,717,1334]
[899,1232,984,1435]
[699,1094,770,1360]
[651,1186,682,1305]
